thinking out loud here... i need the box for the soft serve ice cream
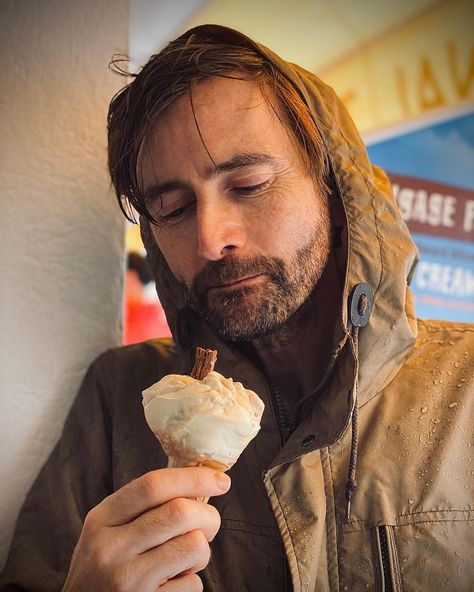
[142,358,264,471]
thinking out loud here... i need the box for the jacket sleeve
[0,355,114,592]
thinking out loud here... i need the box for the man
[1,24,473,592]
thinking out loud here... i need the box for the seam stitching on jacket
[398,518,474,526]
[338,128,384,297]
[387,525,404,592]
[343,517,474,534]
[268,474,302,591]
[325,447,340,591]
[337,508,474,534]
[396,509,474,519]
[343,507,474,526]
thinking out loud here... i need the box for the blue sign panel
[367,111,474,323]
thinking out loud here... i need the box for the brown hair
[107,28,329,224]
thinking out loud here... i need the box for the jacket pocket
[373,525,403,592]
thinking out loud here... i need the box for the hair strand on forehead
[188,83,217,168]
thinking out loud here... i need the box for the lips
[189,256,285,306]
[208,274,263,291]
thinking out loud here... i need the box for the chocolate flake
[191,347,218,380]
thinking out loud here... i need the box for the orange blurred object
[124,269,172,344]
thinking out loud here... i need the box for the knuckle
[187,573,204,591]
[185,529,210,563]
[167,497,193,525]
[82,507,100,534]
[141,471,159,501]
[207,504,221,528]
[190,467,206,491]
[88,540,112,570]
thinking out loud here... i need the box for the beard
[185,207,331,342]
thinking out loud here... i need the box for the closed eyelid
[230,171,272,183]
[224,169,275,189]
[160,193,194,210]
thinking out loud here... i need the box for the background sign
[367,109,474,323]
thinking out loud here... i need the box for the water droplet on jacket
[409,499,415,504]
[421,406,428,413]
[449,402,458,408]
[454,361,460,368]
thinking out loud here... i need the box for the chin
[203,285,298,342]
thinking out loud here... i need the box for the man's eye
[233,179,271,194]
[163,206,187,219]
[153,197,196,225]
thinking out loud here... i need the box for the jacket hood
[140,24,418,414]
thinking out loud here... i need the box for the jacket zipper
[377,525,394,592]
[269,343,344,445]
[271,386,294,445]
[268,351,342,591]
[267,386,291,591]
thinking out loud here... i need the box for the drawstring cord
[345,293,368,520]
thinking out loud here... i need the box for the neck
[236,249,342,416]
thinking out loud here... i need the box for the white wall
[0,0,128,568]
[130,0,207,69]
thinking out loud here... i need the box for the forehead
[137,76,300,185]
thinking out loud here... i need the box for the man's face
[138,77,330,340]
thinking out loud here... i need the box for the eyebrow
[142,152,283,201]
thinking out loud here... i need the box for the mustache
[189,256,286,299]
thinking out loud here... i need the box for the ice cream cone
[143,348,264,503]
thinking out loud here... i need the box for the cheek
[151,228,196,285]
[256,201,319,253]
[255,179,322,246]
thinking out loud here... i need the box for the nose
[196,197,247,261]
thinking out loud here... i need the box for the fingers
[123,497,221,555]
[90,467,230,526]
[159,573,203,592]
[137,529,210,590]
[69,469,228,591]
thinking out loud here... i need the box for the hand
[63,467,231,591]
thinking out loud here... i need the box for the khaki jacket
[1,24,473,591]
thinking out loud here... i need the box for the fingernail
[215,472,231,491]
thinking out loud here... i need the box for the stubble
[186,203,331,341]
